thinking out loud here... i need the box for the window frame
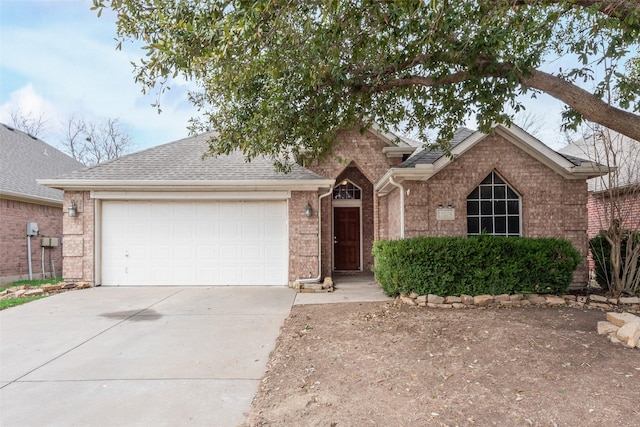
[466,171,522,237]
[333,179,362,200]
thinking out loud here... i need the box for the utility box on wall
[26,222,39,236]
[41,237,59,247]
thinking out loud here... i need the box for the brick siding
[393,134,590,285]
[57,128,594,287]
[0,199,64,283]
[62,191,94,284]
[288,190,320,282]
[307,128,396,277]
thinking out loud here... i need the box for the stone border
[0,282,91,301]
[397,292,640,313]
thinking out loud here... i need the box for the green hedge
[372,235,582,297]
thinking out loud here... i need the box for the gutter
[388,175,405,239]
[37,178,335,192]
[295,185,335,285]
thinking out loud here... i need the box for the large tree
[93,0,640,167]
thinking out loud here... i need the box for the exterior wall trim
[90,190,291,201]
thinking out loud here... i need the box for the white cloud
[0,1,199,149]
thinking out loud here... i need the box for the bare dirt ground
[242,301,640,427]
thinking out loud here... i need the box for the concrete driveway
[0,286,295,427]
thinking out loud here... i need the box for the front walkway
[294,275,392,305]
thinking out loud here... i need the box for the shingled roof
[399,126,586,169]
[44,132,330,188]
[0,123,85,204]
[398,127,476,168]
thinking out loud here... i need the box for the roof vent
[27,133,38,140]
[3,124,15,131]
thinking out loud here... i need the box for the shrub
[372,235,582,297]
[589,231,640,295]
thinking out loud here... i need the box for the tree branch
[353,65,640,142]
[521,69,640,142]
[502,0,638,20]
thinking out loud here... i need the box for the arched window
[467,171,521,236]
[333,180,362,200]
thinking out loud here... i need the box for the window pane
[481,217,493,234]
[508,216,520,234]
[480,186,492,199]
[481,201,492,215]
[466,171,521,237]
[468,217,479,234]
[467,201,479,215]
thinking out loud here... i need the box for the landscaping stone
[597,321,620,335]
[619,297,640,305]
[409,292,419,299]
[400,295,417,306]
[606,312,640,327]
[416,295,427,304]
[461,294,474,305]
[473,295,494,306]
[41,284,62,292]
[545,296,566,306]
[428,294,445,304]
[445,296,461,304]
[527,295,546,304]
[589,295,608,303]
[452,303,466,309]
[590,302,613,310]
[23,289,44,297]
[499,300,517,307]
[616,320,640,348]
[510,294,522,301]
[494,294,510,302]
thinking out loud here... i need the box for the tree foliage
[93,0,640,167]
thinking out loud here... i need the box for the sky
[1,0,581,154]
[0,0,198,152]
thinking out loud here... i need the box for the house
[558,130,640,239]
[40,124,606,288]
[0,123,85,284]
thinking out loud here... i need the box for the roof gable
[376,124,609,195]
[0,123,85,204]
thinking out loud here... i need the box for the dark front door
[334,207,361,270]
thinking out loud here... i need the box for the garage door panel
[102,200,288,286]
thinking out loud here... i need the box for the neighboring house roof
[0,123,85,205]
[376,124,609,195]
[558,130,640,193]
[41,132,334,191]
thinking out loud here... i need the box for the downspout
[388,175,405,239]
[295,185,334,284]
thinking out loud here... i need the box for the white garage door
[101,200,288,286]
